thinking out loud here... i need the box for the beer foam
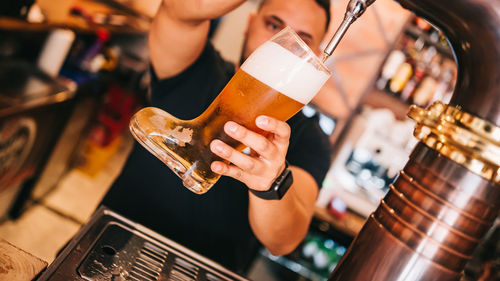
[241,41,330,104]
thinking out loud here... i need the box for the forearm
[149,2,210,79]
[248,166,318,256]
[149,0,247,79]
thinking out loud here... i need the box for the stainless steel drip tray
[38,206,249,281]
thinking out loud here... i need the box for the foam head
[241,41,330,104]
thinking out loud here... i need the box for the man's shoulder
[152,41,236,86]
[164,41,236,90]
[205,42,237,79]
[149,41,236,114]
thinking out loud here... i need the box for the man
[101,0,332,274]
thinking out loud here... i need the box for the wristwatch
[249,161,293,200]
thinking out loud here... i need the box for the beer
[130,27,330,194]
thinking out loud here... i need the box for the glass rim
[271,26,331,75]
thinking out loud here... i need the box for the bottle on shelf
[411,46,440,106]
[376,49,406,91]
[406,36,425,60]
[404,46,438,106]
[414,16,432,33]
[374,15,457,107]
[430,62,456,104]
[412,75,438,106]
[387,36,427,97]
[389,62,413,97]
[400,61,425,101]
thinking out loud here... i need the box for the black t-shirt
[101,42,332,273]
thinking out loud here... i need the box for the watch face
[276,168,293,199]
[249,164,293,200]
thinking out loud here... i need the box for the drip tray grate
[37,207,248,281]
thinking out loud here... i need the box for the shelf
[314,206,366,238]
[260,250,327,281]
[0,61,77,117]
[404,25,454,59]
[89,0,152,20]
[363,88,412,120]
[0,17,147,35]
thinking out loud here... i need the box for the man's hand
[163,0,247,24]
[210,115,319,256]
[209,116,290,191]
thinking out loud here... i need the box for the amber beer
[129,27,330,194]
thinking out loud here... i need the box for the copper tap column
[328,0,500,280]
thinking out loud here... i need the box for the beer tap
[322,0,377,62]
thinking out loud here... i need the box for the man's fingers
[211,161,273,191]
[210,119,292,191]
[223,122,277,158]
[211,161,249,182]
[256,116,291,144]
[210,140,258,171]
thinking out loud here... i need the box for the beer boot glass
[129,27,330,194]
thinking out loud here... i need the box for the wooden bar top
[0,238,47,281]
